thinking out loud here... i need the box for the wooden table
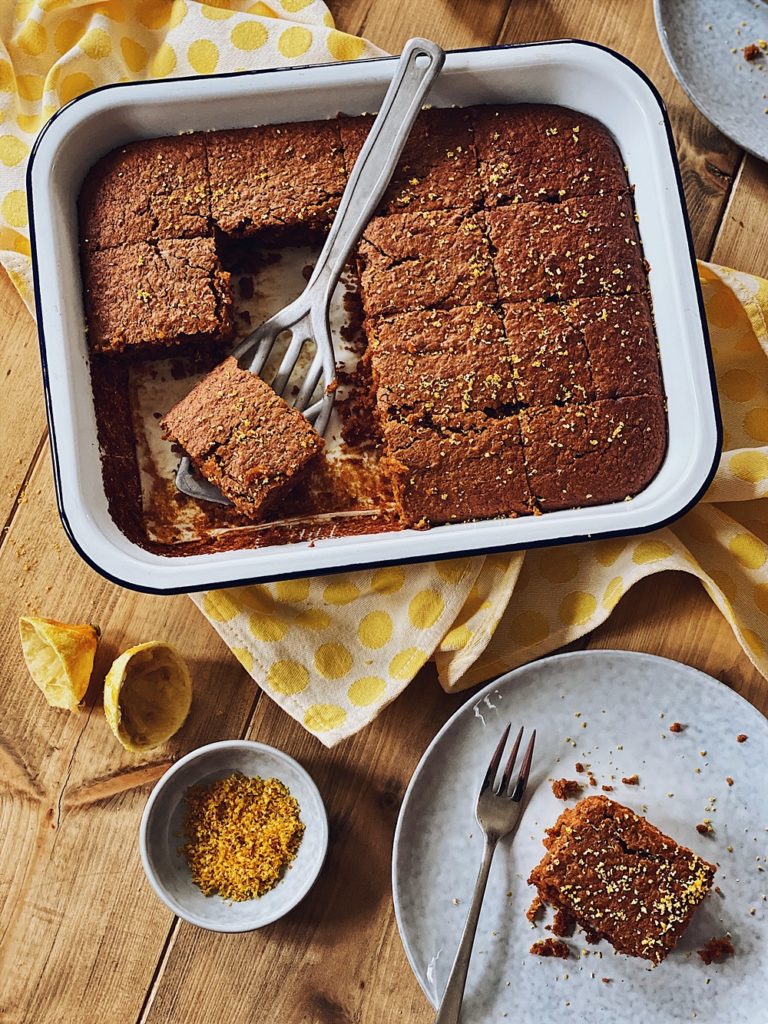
[1,3,767,1021]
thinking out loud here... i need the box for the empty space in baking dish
[28,41,719,592]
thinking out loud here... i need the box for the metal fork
[176,36,446,505]
[435,724,536,1024]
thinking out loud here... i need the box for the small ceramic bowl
[139,739,328,932]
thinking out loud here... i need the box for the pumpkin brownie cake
[528,796,716,964]
[161,356,324,519]
[79,102,667,552]
[521,396,666,511]
[206,119,346,239]
[357,209,498,316]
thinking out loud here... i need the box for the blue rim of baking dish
[26,39,722,596]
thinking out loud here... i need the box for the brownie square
[366,304,507,357]
[339,107,482,215]
[161,356,324,519]
[528,796,716,964]
[487,194,646,303]
[358,210,498,317]
[206,120,346,238]
[574,294,662,399]
[371,347,518,421]
[521,396,666,510]
[472,104,628,206]
[502,301,594,406]
[79,134,211,252]
[82,238,235,354]
[382,414,532,526]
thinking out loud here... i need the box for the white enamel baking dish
[28,41,720,594]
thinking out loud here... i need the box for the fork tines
[481,723,536,802]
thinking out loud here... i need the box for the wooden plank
[496,0,740,258]
[0,278,47,537]
[711,155,768,277]
[0,454,261,1024]
[334,0,511,51]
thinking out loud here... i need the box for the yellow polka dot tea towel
[0,0,381,308]
[196,263,768,746]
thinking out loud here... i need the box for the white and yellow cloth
[5,4,768,746]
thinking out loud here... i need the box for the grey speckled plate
[393,651,768,1023]
[655,0,768,161]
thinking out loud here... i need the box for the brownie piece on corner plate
[161,356,324,520]
[528,795,716,964]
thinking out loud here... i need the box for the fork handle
[306,37,445,301]
[435,835,498,1024]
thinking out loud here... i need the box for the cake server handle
[305,36,445,302]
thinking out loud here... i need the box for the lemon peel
[104,641,192,753]
[19,616,100,711]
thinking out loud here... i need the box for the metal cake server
[176,36,446,505]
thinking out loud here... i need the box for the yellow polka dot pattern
[0,0,382,308]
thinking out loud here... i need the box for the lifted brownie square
[472,104,628,206]
[528,796,716,964]
[358,210,498,317]
[161,357,324,519]
[521,396,666,510]
[82,238,235,355]
[79,134,211,252]
[382,414,532,527]
[487,194,646,303]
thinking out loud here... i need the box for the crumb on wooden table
[697,936,735,965]
[530,938,570,959]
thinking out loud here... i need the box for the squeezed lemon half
[104,641,192,753]
[19,616,100,711]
